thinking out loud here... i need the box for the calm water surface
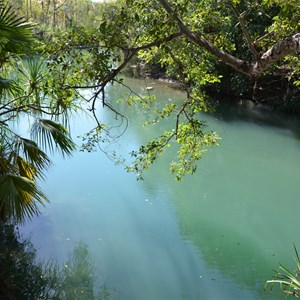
[22,78,300,299]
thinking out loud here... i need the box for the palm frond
[13,136,51,178]
[0,133,19,175]
[15,58,48,107]
[0,151,11,175]
[15,156,36,180]
[17,57,47,86]
[31,119,76,157]
[0,75,22,98]
[0,174,48,223]
[0,1,35,55]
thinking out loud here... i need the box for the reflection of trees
[0,223,117,300]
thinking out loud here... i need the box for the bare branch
[253,31,274,46]
[228,3,260,59]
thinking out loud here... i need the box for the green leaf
[31,119,76,157]
[0,174,48,223]
[14,137,51,179]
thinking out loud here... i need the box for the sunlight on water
[21,78,300,299]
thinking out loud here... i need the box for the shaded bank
[124,61,300,114]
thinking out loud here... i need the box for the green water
[22,78,300,299]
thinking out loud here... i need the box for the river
[21,77,300,299]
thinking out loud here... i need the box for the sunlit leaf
[31,119,76,157]
[14,137,51,179]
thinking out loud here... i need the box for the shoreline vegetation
[124,61,300,114]
[10,0,300,114]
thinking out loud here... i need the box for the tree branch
[250,33,300,78]
[132,32,183,51]
[157,0,252,76]
[64,32,183,91]
[253,31,273,46]
[157,0,300,79]
[228,3,260,59]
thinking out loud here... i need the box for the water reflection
[212,102,300,140]
[0,223,117,299]
[19,77,300,299]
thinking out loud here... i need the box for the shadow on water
[141,166,283,300]
[212,102,300,140]
[0,223,117,300]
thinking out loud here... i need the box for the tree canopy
[2,0,300,222]
[36,0,300,178]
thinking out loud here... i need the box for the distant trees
[11,0,106,32]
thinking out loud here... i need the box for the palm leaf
[17,58,47,88]
[13,136,51,179]
[0,76,22,99]
[0,1,34,55]
[0,174,48,222]
[31,119,76,157]
[15,58,48,107]
[294,244,300,272]
[15,156,36,180]
[0,142,10,174]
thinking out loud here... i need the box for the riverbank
[123,61,300,114]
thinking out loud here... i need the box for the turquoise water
[22,78,300,299]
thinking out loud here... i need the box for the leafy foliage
[0,0,35,56]
[31,0,300,180]
[0,3,76,223]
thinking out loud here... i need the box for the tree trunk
[158,0,300,79]
[250,33,300,78]
[53,0,56,29]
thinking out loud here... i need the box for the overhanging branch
[157,0,252,76]
[251,33,300,78]
[228,3,260,60]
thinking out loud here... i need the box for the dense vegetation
[14,0,300,109]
